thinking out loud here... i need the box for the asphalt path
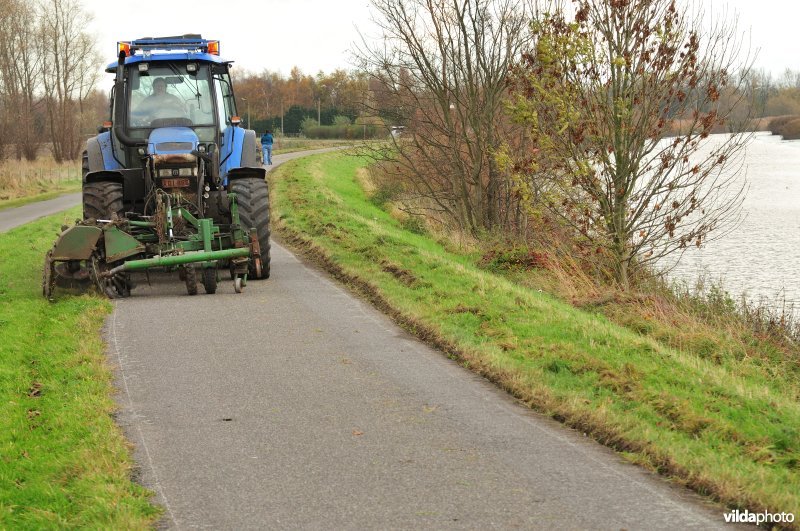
[1,149,737,528]
[0,193,81,233]
[111,244,734,530]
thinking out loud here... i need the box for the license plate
[161,178,190,188]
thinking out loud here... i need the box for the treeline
[232,68,379,135]
[746,68,800,116]
[0,0,100,162]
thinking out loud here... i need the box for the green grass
[0,208,159,528]
[271,152,800,518]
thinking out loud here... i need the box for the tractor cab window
[212,71,236,131]
[128,62,215,135]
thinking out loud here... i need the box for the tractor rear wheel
[229,177,271,279]
[83,181,124,220]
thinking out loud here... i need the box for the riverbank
[0,208,159,528]
[270,151,799,519]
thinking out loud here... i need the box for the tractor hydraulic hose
[105,247,251,275]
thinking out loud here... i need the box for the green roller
[111,247,251,273]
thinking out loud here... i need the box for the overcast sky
[81,0,796,79]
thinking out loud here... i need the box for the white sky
[81,0,796,79]
[81,0,375,77]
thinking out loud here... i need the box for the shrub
[766,115,800,136]
[778,117,800,140]
[369,180,404,208]
[303,124,386,140]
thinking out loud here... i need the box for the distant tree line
[232,68,385,135]
[0,0,100,162]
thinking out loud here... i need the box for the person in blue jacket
[261,130,274,165]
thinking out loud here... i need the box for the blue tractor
[43,35,270,298]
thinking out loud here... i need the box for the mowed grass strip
[271,152,800,518]
[0,208,159,528]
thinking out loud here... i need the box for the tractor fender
[86,132,122,173]
[86,137,104,173]
[85,169,146,203]
[85,170,124,184]
[227,167,267,182]
[220,127,259,184]
[240,129,259,168]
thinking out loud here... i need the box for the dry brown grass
[0,156,80,202]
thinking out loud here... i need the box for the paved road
[106,166,732,529]
[111,242,736,530]
[0,149,735,528]
[0,193,81,233]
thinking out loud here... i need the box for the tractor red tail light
[207,41,219,55]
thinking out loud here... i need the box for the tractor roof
[105,34,229,73]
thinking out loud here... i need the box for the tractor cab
[86,35,262,217]
[107,37,234,158]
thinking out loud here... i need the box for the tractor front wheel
[229,177,271,280]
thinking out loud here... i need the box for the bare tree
[354,0,534,234]
[508,0,753,288]
[0,0,44,160]
[39,0,99,162]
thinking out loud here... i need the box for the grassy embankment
[271,152,799,519]
[0,208,159,528]
[0,157,81,211]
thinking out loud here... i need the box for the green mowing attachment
[43,190,261,299]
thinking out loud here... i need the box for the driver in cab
[135,77,187,122]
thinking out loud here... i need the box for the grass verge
[0,208,159,528]
[271,152,800,520]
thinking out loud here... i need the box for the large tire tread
[230,177,271,279]
[83,181,124,220]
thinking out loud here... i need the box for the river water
[668,132,800,309]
